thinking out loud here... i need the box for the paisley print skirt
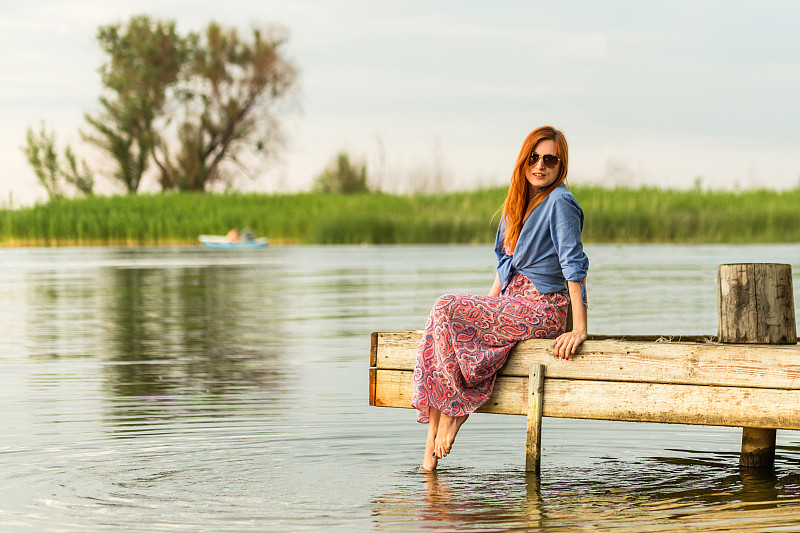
[412,273,569,423]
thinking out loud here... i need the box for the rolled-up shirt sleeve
[550,195,588,281]
[550,195,589,305]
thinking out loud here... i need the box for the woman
[412,125,589,472]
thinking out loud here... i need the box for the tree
[22,123,93,200]
[313,152,369,194]
[84,16,186,193]
[24,16,297,197]
[153,23,297,191]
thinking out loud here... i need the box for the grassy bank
[1,186,799,246]
[579,186,800,243]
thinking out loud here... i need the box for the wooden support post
[717,263,797,469]
[526,364,545,473]
[717,263,797,345]
[740,427,776,469]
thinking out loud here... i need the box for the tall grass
[579,186,800,243]
[1,186,799,246]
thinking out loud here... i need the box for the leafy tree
[153,23,297,191]
[22,123,93,200]
[84,16,186,193]
[313,153,369,194]
[24,16,296,197]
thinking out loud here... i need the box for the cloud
[2,0,800,206]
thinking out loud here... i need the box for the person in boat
[240,228,256,242]
[226,229,241,242]
[412,125,589,472]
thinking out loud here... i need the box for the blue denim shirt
[495,184,589,305]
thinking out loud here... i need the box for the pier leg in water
[717,263,797,470]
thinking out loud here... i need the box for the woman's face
[525,139,560,189]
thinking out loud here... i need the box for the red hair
[499,126,569,253]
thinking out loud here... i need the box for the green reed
[1,186,799,246]
[579,186,800,243]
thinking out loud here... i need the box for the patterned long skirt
[412,273,569,423]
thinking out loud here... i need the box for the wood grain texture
[718,263,797,344]
[371,331,800,389]
[372,369,526,413]
[372,369,800,430]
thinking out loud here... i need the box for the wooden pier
[369,263,798,472]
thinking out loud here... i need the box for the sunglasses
[528,151,560,169]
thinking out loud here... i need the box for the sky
[2,0,800,206]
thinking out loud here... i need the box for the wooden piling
[718,263,797,345]
[740,427,777,469]
[717,263,798,469]
[526,364,545,473]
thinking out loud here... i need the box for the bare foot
[421,408,441,471]
[433,413,469,459]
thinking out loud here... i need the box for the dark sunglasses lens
[542,155,559,168]
[529,152,559,168]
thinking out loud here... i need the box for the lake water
[2,244,800,532]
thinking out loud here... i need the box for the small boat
[198,235,269,250]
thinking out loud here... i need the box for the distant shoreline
[2,186,799,246]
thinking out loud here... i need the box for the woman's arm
[489,273,501,297]
[554,279,587,359]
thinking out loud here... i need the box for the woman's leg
[414,284,567,469]
[421,408,441,471]
[416,295,481,470]
[423,407,468,470]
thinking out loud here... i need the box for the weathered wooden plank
[373,368,527,414]
[372,331,800,389]
[373,369,800,430]
[374,330,423,369]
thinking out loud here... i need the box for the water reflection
[3,245,799,532]
[99,264,286,395]
[374,458,800,532]
[18,251,293,446]
[26,269,100,359]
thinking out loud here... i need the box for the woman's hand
[554,330,587,360]
[557,280,588,360]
